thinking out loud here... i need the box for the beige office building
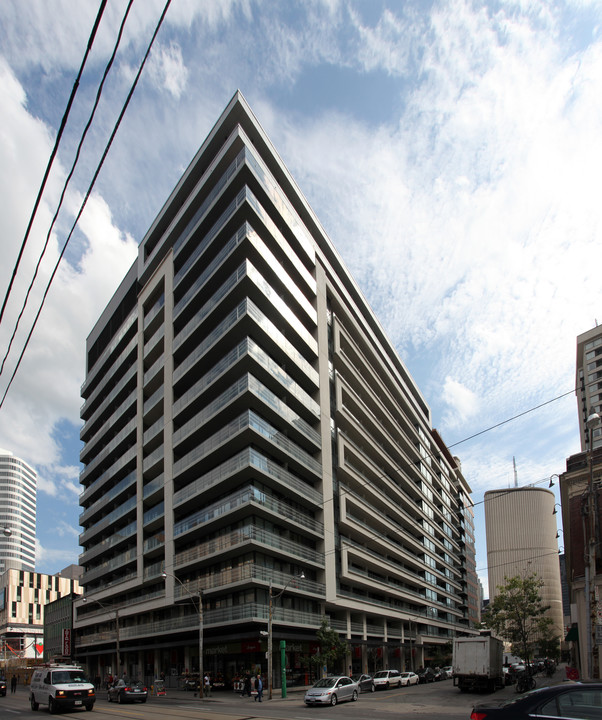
[485,487,563,647]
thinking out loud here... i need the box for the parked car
[470,682,602,719]
[418,667,436,683]
[400,672,419,686]
[373,670,402,689]
[108,680,148,704]
[351,673,375,692]
[441,666,453,679]
[304,676,359,706]
[0,678,6,696]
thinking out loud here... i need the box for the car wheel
[48,697,57,714]
[352,690,358,702]
[30,695,39,711]
[85,704,93,711]
[141,699,147,703]
[370,683,375,692]
[107,693,112,702]
[119,694,125,704]
[330,694,337,706]
[386,682,389,689]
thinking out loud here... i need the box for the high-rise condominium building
[576,324,602,451]
[485,487,564,647]
[0,448,36,573]
[74,92,477,684]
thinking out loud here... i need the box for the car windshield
[401,673,411,677]
[313,678,337,688]
[373,671,388,678]
[52,671,88,683]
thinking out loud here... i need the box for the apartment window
[11,601,17,617]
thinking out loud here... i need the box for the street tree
[307,617,349,676]
[482,572,557,664]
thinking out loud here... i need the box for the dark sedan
[0,678,6,696]
[470,682,602,719]
[418,667,436,683]
[351,674,375,693]
[107,680,148,704]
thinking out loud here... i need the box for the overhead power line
[447,388,576,448]
[0,0,174,411]
[0,0,108,329]
[0,0,135,379]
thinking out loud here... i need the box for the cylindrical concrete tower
[485,486,563,647]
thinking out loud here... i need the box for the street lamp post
[267,572,304,700]
[162,571,203,700]
[82,598,120,679]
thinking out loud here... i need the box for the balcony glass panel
[173,447,320,507]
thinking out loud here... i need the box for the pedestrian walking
[242,673,252,696]
[254,673,263,702]
[11,674,17,693]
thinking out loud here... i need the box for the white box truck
[452,636,504,693]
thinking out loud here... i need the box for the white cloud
[36,537,79,569]
[148,42,189,98]
[442,377,480,427]
[0,60,137,468]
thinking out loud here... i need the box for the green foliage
[482,573,552,664]
[307,617,349,675]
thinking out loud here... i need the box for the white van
[29,664,95,713]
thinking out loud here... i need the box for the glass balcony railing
[80,473,137,525]
[81,310,137,395]
[79,494,137,545]
[173,410,321,479]
[173,297,318,389]
[80,451,136,506]
[174,447,321,508]
[172,563,325,599]
[80,417,137,482]
[173,373,319,449]
[174,484,322,538]
[79,521,137,564]
[81,367,137,438]
[174,523,323,568]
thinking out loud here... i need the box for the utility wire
[0,0,108,329]
[447,388,577,448]
[0,0,173,410]
[0,0,135,379]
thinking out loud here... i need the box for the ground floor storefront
[77,631,437,691]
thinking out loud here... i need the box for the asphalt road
[0,665,568,720]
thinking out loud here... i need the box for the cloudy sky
[1,0,601,593]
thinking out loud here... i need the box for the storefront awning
[565,625,579,642]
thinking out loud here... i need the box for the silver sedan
[304,676,359,706]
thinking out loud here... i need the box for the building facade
[0,568,81,664]
[74,92,477,685]
[576,325,602,451]
[560,447,602,679]
[484,487,564,649]
[0,449,36,573]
